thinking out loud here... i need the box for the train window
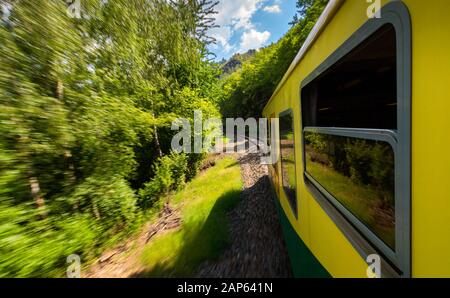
[268,113,277,175]
[279,110,297,216]
[301,24,397,129]
[304,131,395,249]
[300,5,411,277]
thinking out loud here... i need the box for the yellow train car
[263,0,450,278]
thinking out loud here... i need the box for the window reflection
[304,131,395,248]
[280,112,297,213]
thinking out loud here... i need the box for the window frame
[268,115,278,180]
[268,113,276,173]
[279,108,298,218]
[303,128,398,256]
[299,2,411,277]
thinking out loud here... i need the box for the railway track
[197,146,292,278]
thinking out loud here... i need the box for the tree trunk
[56,79,79,209]
[64,150,76,184]
[56,78,64,100]
[29,176,47,219]
[64,150,79,211]
[154,125,163,157]
[92,201,101,220]
[150,104,163,157]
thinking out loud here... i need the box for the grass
[137,156,243,277]
[306,153,395,248]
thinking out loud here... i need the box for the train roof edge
[263,0,344,113]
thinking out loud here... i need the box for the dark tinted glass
[268,114,278,175]
[302,24,397,129]
[280,112,297,213]
[304,131,395,248]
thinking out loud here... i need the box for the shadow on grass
[131,189,241,277]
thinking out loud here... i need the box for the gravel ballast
[197,152,293,278]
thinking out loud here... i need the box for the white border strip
[264,0,345,109]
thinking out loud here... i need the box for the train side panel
[264,0,450,277]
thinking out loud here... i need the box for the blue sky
[208,0,298,61]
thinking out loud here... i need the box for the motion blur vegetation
[0,0,220,277]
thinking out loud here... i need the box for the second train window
[279,110,297,216]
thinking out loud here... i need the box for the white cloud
[263,5,281,14]
[214,0,265,30]
[208,0,267,57]
[209,26,234,53]
[239,29,271,53]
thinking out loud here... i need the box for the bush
[186,152,206,181]
[67,176,140,232]
[139,152,188,208]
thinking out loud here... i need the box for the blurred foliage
[219,0,329,118]
[0,0,220,277]
[138,152,189,209]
